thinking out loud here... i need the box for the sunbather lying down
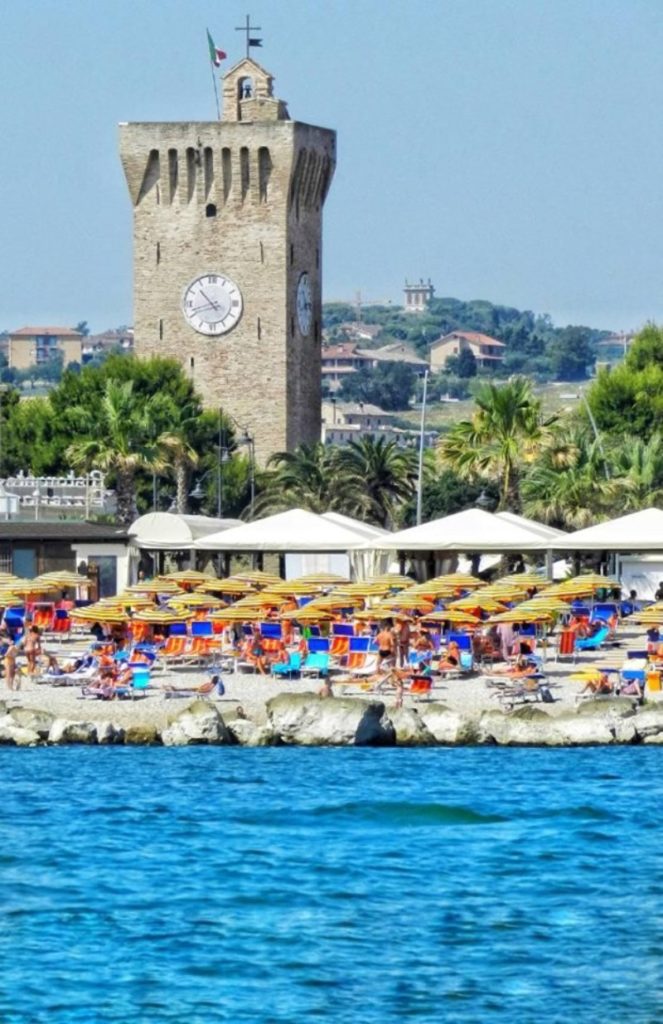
[485,654,538,678]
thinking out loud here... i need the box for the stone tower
[119,57,336,461]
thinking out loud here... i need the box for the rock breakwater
[0,693,661,747]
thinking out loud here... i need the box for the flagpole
[209,60,221,119]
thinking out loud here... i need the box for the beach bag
[540,685,554,703]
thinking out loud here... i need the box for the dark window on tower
[290,243,294,266]
[258,146,272,201]
[159,319,163,340]
[257,317,262,340]
[240,146,250,201]
[190,357,195,371]
[259,241,264,263]
[291,316,295,338]
[316,247,320,269]
[206,203,217,217]
[156,242,161,265]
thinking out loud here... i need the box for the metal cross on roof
[235,14,263,59]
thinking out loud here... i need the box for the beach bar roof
[546,508,663,551]
[194,508,375,553]
[129,512,242,551]
[360,508,555,552]
[495,511,565,540]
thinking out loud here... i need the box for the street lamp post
[415,369,429,526]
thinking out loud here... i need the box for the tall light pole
[579,390,610,481]
[415,369,429,526]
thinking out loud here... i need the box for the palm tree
[153,399,202,514]
[252,443,347,516]
[521,427,614,528]
[335,436,420,527]
[438,376,555,509]
[608,434,663,510]
[66,379,155,525]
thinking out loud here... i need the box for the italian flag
[207,29,226,67]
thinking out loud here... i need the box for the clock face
[181,273,243,336]
[296,272,313,336]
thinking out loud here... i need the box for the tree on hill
[445,347,477,378]
[548,326,595,380]
[586,324,663,440]
[338,363,417,411]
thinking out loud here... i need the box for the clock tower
[119,57,335,462]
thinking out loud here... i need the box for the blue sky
[2,0,663,333]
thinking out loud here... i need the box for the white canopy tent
[495,511,566,541]
[129,512,242,550]
[194,508,375,554]
[546,508,663,551]
[362,508,556,553]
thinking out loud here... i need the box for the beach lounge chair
[555,629,577,662]
[575,625,610,653]
[301,652,330,678]
[162,675,225,699]
[271,651,302,679]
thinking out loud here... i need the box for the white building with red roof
[429,330,505,371]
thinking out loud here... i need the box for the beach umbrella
[266,580,329,595]
[208,607,267,622]
[498,571,546,586]
[419,609,481,625]
[0,591,24,606]
[196,577,257,595]
[151,577,193,593]
[292,572,351,585]
[34,572,91,588]
[435,573,483,589]
[280,606,335,621]
[367,574,415,589]
[306,595,364,610]
[381,593,436,611]
[230,570,283,587]
[449,595,507,612]
[515,599,570,615]
[160,569,217,584]
[486,609,553,624]
[132,607,192,624]
[329,582,392,597]
[168,593,227,608]
[70,605,129,624]
[111,592,156,608]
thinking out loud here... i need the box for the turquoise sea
[0,747,661,1023]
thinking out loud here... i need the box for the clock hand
[199,288,219,310]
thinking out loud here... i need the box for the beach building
[7,326,83,370]
[82,329,134,363]
[0,520,129,597]
[0,471,115,521]
[429,330,505,370]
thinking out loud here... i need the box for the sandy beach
[1,621,654,733]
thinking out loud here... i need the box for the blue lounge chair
[575,625,610,651]
[271,651,302,679]
[301,652,329,677]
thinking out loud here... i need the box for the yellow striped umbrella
[367,574,415,588]
[208,607,268,622]
[435,573,483,589]
[291,573,351,585]
[328,582,392,597]
[34,572,91,588]
[161,569,217,584]
[449,596,507,612]
[498,572,546,586]
[70,605,129,624]
[280,607,335,621]
[381,594,436,611]
[151,577,193,593]
[515,599,570,615]
[486,609,554,624]
[132,607,193,624]
[307,595,364,610]
[419,609,481,625]
[266,580,329,595]
[111,592,156,608]
[168,593,227,608]
[196,578,257,595]
[230,571,283,587]
[0,591,24,606]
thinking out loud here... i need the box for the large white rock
[630,706,663,740]
[388,707,435,746]
[9,706,55,739]
[0,716,40,746]
[227,718,279,747]
[160,700,232,746]
[266,693,395,746]
[420,703,480,745]
[48,719,98,744]
[477,707,565,746]
[95,721,125,745]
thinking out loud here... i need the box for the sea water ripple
[0,746,661,1023]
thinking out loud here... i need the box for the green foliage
[401,470,497,526]
[548,326,595,381]
[445,347,477,378]
[255,437,421,527]
[338,362,417,411]
[586,324,663,440]
[438,376,555,509]
[428,372,471,400]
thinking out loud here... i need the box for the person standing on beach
[376,622,395,667]
[393,617,411,668]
